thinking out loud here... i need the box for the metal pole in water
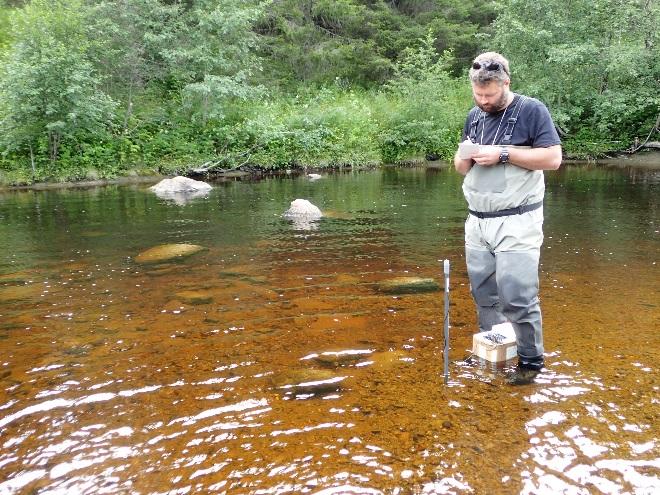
[443,259,450,384]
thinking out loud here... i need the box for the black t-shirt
[461,94,561,148]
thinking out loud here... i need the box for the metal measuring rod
[443,259,450,384]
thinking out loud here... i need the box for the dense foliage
[0,0,657,184]
[491,0,659,156]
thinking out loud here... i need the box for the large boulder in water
[150,176,212,194]
[150,177,211,204]
[134,243,207,264]
[283,199,322,219]
[282,199,323,230]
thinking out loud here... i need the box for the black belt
[468,200,543,219]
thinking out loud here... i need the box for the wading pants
[465,208,544,369]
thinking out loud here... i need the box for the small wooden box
[472,322,517,363]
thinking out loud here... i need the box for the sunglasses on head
[472,61,508,74]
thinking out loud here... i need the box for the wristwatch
[499,147,510,164]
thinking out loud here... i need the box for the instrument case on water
[472,322,517,363]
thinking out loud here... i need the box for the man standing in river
[453,52,562,385]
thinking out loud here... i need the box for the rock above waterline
[150,176,212,194]
[282,199,323,219]
[377,277,440,294]
[134,244,207,264]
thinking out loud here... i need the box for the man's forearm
[454,153,473,176]
[454,144,562,174]
[508,145,562,171]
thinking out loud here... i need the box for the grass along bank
[1,83,651,187]
[0,82,472,186]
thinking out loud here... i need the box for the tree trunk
[29,144,36,180]
[123,83,134,131]
[644,0,654,50]
[49,131,60,163]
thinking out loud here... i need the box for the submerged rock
[301,349,374,368]
[370,349,412,369]
[144,266,179,277]
[0,271,36,284]
[0,284,43,302]
[134,243,207,264]
[270,368,347,394]
[377,277,440,295]
[175,289,214,305]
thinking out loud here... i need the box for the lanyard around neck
[479,97,516,146]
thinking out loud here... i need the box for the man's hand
[454,140,480,175]
[470,145,501,166]
[459,144,562,172]
[454,141,562,175]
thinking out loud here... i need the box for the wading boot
[506,365,540,385]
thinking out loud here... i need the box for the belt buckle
[516,205,525,215]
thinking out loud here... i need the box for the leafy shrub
[562,128,624,159]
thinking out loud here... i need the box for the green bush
[563,128,625,159]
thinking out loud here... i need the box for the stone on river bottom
[174,290,214,305]
[377,276,440,294]
[0,284,44,302]
[0,271,36,284]
[134,244,207,264]
[270,369,347,394]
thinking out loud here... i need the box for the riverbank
[1,150,658,192]
[0,165,357,192]
[595,149,660,168]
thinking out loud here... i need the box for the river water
[0,163,658,494]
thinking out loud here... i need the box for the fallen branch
[190,143,263,174]
[625,112,660,154]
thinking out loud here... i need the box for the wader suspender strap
[468,108,482,143]
[500,96,528,145]
[467,95,530,145]
[466,95,541,218]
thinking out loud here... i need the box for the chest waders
[464,95,545,371]
[465,96,542,217]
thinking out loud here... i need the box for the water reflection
[286,216,321,231]
[152,189,210,205]
[0,164,658,493]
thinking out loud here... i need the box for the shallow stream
[0,163,658,494]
